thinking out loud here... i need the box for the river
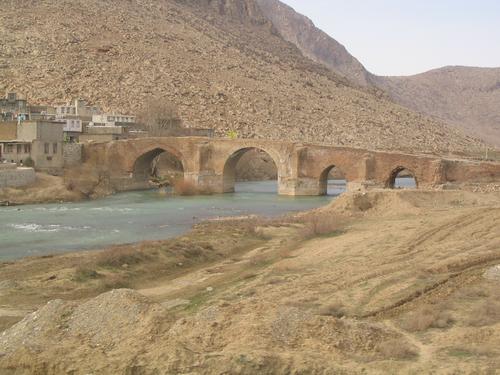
[0,180,349,260]
[0,177,417,260]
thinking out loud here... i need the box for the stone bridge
[76,137,500,195]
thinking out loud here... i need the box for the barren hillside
[374,67,500,146]
[0,0,483,154]
[256,0,500,147]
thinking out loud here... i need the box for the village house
[0,93,28,121]
[79,124,129,142]
[55,99,100,121]
[92,113,136,126]
[0,120,65,174]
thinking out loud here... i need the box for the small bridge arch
[385,166,418,189]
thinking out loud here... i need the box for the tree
[137,98,183,137]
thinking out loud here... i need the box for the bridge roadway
[75,137,500,195]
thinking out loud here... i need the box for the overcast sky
[281,0,500,76]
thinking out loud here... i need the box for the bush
[377,338,419,360]
[318,301,347,318]
[23,157,34,168]
[300,212,342,238]
[73,266,101,282]
[95,247,150,268]
[401,305,454,332]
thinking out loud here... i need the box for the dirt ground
[0,173,83,205]
[0,190,499,374]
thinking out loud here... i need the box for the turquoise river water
[0,181,351,260]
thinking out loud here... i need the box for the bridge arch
[386,166,418,189]
[222,146,280,193]
[132,146,186,188]
[318,165,348,196]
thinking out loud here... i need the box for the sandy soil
[0,190,499,374]
[0,173,84,205]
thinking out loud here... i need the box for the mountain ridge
[255,0,500,147]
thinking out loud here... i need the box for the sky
[282,0,500,76]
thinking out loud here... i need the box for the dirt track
[0,190,499,374]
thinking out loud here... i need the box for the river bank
[0,173,83,206]
[1,189,499,373]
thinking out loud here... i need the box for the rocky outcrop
[255,0,373,87]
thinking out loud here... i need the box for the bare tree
[137,98,183,136]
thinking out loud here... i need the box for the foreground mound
[327,189,500,216]
[0,289,418,374]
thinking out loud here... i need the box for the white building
[92,113,135,127]
[55,99,100,119]
[63,119,83,133]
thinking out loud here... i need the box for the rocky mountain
[0,0,484,154]
[374,67,500,147]
[256,0,500,148]
[255,0,373,87]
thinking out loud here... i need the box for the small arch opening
[319,165,347,196]
[132,148,184,192]
[223,148,278,193]
[388,167,417,189]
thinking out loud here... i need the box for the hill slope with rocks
[256,0,500,147]
[374,67,500,147]
[0,0,483,154]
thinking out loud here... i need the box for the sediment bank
[1,190,499,374]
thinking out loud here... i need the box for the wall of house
[63,143,82,166]
[1,144,31,164]
[17,121,65,173]
[0,164,36,188]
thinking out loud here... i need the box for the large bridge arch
[132,147,185,184]
[222,146,281,193]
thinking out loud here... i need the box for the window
[6,144,13,153]
[53,143,58,154]
[44,142,49,154]
[16,144,22,154]
[24,144,31,153]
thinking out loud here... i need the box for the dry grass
[73,266,101,282]
[95,246,151,268]
[467,298,500,327]
[377,338,419,360]
[318,301,347,318]
[299,212,344,238]
[400,304,454,332]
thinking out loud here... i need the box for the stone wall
[0,165,36,188]
[63,143,82,166]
